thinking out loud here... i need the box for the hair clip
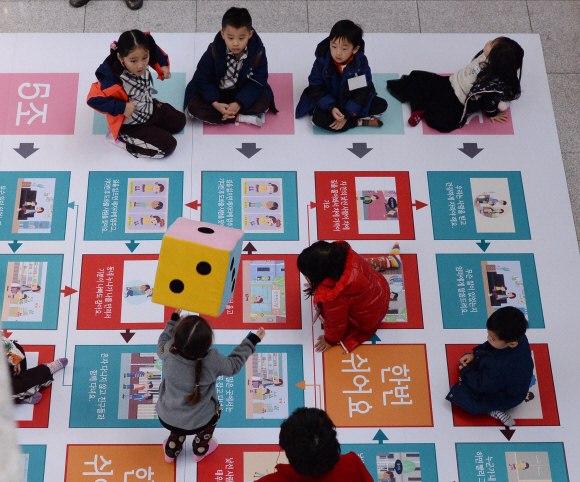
[110,41,118,50]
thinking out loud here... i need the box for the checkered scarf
[120,68,154,125]
[219,47,248,90]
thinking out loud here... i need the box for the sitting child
[387,37,524,132]
[295,20,388,132]
[446,306,534,427]
[259,407,373,481]
[184,7,277,127]
[87,30,186,158]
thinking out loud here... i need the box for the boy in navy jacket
[184,7,277,127]
[446,306,534,427]
[295,20,387,132]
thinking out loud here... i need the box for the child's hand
[212,102,230,116]
[331,108,344,121]
[255,327,266,340]
[161,66,171,79]
[490,112,508,124]
[225,102,241,116]
[459,353,474,367]
[315,336,332,353]
[330,117,347,130]
[12,363,21,376]
[175,308,182,316]
[124,102,136,118]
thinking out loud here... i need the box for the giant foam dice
[152,218,244,317]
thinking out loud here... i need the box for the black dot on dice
[196,261,212,275]
[170,279,184,293]
[231,268,236,280]
[230,257,235,271]
[198,227,214,234]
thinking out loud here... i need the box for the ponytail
[171,315,214,406]
[185,358,204,405]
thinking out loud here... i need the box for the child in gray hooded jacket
[157,309,265,463]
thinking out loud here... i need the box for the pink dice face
[0,73,79,135]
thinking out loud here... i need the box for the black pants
[311,96,388,132]
[386,71,464,133]
[9,342,53,400]
[160,409,221,457]
[119,101,186,158]
[187,89,271,125]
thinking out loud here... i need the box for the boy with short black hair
[446,306,534,427]
[259,407,373,481]
[184,7,277,127]
[295,20,388,132]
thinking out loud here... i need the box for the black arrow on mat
[500,426,515,441]
[121,330,135,343]
[14,143,39,159]
[236,143,262,158]
[458,143,484,158]
[347,143,373,158]
[243,242,257,254]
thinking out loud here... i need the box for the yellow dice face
[152,236,230,317]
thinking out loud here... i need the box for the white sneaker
[238,114,265,127]
[106,131,127,150]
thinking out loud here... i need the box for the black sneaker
[125,0,143,9]
[69,0,91,6]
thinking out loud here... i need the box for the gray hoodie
[156,316,259,430]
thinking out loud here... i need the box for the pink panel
[166,217,243,250]
[422,107,514,135]
[0,73,79,135]
[203,73,295,135]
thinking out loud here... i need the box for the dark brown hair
[297,241,349,298]
[170,315,214,405]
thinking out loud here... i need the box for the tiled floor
[1,2,579,481]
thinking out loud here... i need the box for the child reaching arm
[156,309,265,463]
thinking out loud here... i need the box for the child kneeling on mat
[295,20,388,132]
[446,306,534,427]
[87,30,186,158]
[184,7,277,127]
[156,309,265,463]
[259,407,374,481]
[297,241,400,353]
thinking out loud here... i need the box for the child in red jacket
[259,408,373,481]
[297,241,401,353]
[87,30,185,159]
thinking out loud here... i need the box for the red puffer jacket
[259,452,374,482]
[313,242,390,352]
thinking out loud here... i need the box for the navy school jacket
[446,335,534,414]
[295,37,377,119]
[183,30,277,112]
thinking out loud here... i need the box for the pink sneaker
[106,131,126,150]
[162,439,176,463]
[193,437,218,463]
